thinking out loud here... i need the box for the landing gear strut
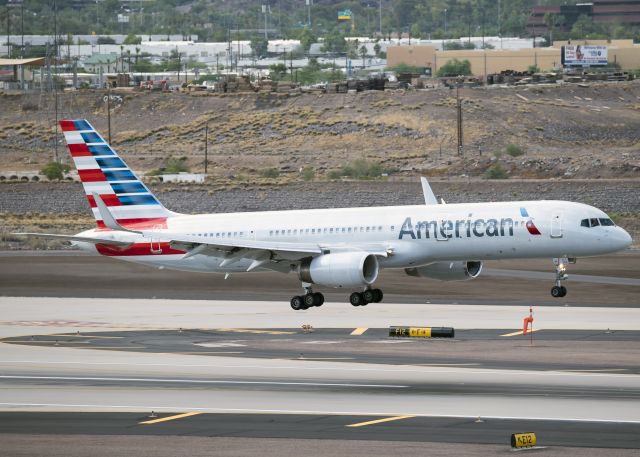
[350,288,383,307]
[290,284,324,311]
[551,257,569,298]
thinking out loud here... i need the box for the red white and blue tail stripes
[60,119,176,230]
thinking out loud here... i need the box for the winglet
[420,177,439,205]
[92,192,142,234]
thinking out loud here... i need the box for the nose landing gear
[550,257,571,298]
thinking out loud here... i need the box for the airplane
[16,119,633,310]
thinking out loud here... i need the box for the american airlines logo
[399,208,541,240]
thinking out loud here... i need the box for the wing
[160,233,390,273]
[12,233,132,248]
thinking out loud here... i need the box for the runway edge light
[511,432,537,449]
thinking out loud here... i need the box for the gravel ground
[1,179,639,215]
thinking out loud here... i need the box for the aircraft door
[149,225,163,254]
[550,212,563,238]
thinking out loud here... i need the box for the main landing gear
[289,285,384,310]
[550,257,570,298]
[350,288,383,307]
[290,284,325,310]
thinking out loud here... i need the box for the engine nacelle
[405,261,482,281]
[298,252,379,288]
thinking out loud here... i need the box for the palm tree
[359,45,367,68]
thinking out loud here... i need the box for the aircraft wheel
[550,286,563,298]
[303,293,316,308]
[350,292,365,307]
[313,292,324,307]
[363,289,375,303]
[372,289,383,303]
[559,286,567,297]
[291,296,304,310]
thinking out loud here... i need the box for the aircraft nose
[616,227,633,250]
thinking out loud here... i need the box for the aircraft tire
[372,289,383,303]
[313,292,324,307]
[363,289,375,303]
[290,296,304,310]
[303,293,316,308]
[559,286,567,297]
[350,292,366,307]
[551,286,563,298]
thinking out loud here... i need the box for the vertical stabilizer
[60,119,177,229]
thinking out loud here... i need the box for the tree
[97,36,116,45]
[359,45,367,68]
[123,33,142,45]
[321,29,346,54]
[543,13,563,45]
[298,27,317,52]
[269,63,287,80]
[436,58,472,77]
[373,42,381,57]
[250,37,268,58]
[571,14,594,38]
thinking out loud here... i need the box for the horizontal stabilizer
[12,233,132,247]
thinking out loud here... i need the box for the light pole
[444,8,447,35]
[378,0,382,36]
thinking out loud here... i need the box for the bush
[505,144,525,157]
[483,163,508,179]
[260,167,280,179]
[302,166,315,182]
[437,59,472,77]
[341,159,382,180]
[40,161,70,181]
[164,157,190,174]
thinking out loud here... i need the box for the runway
[0,251,639,455]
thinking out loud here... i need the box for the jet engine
[298,252,379,288]
[405,261,482,281]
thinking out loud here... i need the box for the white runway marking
[0,375,408,389]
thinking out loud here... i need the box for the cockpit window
[581,217,615,228]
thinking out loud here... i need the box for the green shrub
[40,161,70,180]
[483,163,508,179]
[260,167,280,178]
[302,166,315,181]
[436,59,472,77]
[164,157,190,173]
[341,159,382,179]
[505,144,525,157]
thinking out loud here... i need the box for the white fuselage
[76,200,632,275]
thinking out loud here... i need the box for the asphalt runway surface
[0,251,639,455]
[1,250,639,306]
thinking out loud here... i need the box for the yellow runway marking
[350,327,368,336]
[139,412,202,425]
[347,415,415,427]
[500,329,541,337]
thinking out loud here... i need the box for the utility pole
[5,5,9,58]
[262,4,267,40]
[204,123,208,174]
[456,84,463,157]
[106,85,111,144]
[378,0,382,36]
[306,0,311,27]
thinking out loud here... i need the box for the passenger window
[366,227,370,232]
[342,228,346,233]
[348,227,352,233]
[330,228,334,233]
[391,226,395,231]
[312,229,315,234]
[590,218,600,227]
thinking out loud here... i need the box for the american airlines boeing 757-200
[16,119,633,309]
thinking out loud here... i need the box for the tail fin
[60,119,177,230]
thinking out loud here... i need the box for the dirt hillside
[1,81,639,181]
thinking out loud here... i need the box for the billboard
[338,9,352,21]
[562,45,608,67]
